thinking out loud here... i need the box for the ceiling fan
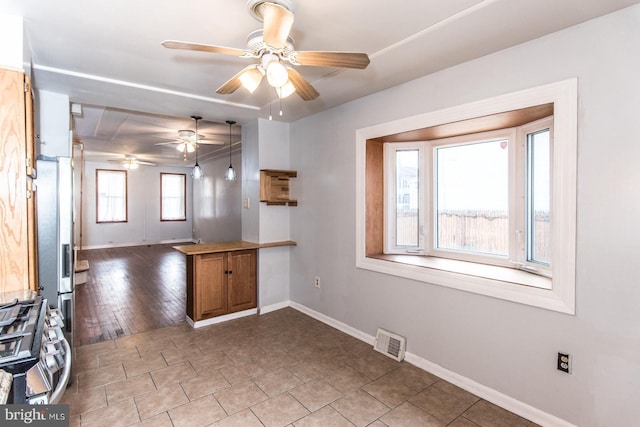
[108,155,156,170]
[161,0,370,101]
[154,129,224,153]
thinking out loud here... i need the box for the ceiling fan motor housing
[247,0,294,22]
[246,29,294,57]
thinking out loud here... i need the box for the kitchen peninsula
[173,240,296,327]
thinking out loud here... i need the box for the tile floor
[62,308,538,427]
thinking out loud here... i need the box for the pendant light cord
[225,120,237,181]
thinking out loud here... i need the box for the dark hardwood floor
[74,243,189,346]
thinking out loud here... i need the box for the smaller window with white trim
[161,173,187,221]
[96,169,128,223]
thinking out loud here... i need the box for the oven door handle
[49,337,71,404]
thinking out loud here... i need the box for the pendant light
[225,120,237,181]
[191,115,203,180]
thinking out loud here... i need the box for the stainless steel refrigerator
[36,156,75,349]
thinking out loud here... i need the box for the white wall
[0,14,22,70]
[37,90,70,158]
[288,5,640,426]
[82,161,193,248]
[242,118,292,310]
[192,152,242,243]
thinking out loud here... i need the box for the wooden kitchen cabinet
[0,67,37,294]
[175,240,296,326]
[188,249,257,322]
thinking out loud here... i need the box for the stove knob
[46,329,58,341]
[45,354,59,372]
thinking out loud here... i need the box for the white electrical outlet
[243,197,250,209]
[314,276,321,288]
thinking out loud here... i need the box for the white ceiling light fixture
[262,53,289,88]
[237,65,264,93]
[191,116,203,180]
[225,120,237,181]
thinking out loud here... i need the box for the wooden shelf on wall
[260,169,297,206]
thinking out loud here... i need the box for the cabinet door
[0,68,29,293]
[195,253,227,320]
[227,250,257,313]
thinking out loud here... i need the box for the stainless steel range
[0,296,71,404]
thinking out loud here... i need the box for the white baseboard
[288,301,375,346]
[187,308,258,328]
[285,300,574,427]
[259,301,290,315]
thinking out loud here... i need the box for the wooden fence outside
[397,210,550,262]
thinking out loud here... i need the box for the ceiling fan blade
[216,65,264,95]
[196,140,225,145]
[262,2,294,49]
[286,68,319,101]
[161,40,247,57]
[292,51,370,69]
[137,161,157,166]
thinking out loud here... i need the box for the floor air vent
[374,328,406,361]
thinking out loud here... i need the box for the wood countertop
[173,240,297,255]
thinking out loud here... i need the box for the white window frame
[384,142,427,254]
[160,173,187,221]
[429,129,516,267]
[516,117,554,277]
[356,79,577,314]
[96,169,128,223]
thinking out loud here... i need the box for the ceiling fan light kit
[123,159,139,170]
[109,155,156,170]
[162,0,370,105]
[238,65,264,93]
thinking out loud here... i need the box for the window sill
[358,254,573,314]
[370,253,551,289]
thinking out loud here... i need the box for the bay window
[356,79,577,314]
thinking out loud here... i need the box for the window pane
[161,173,186,221]
[395,150,419,247]
[436,140,508,256]
[527,129,551,265]
[97,170,127,222]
